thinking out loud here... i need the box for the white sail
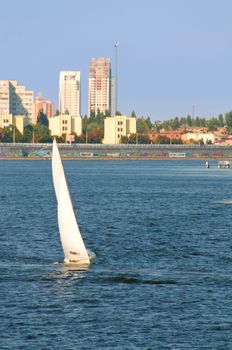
[52,139,90,266]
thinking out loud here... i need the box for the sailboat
[52,139,93,267]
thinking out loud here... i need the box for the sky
[1,0,232,120]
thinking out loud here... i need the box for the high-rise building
[34,91,54,122]
[0,80,34,118]
[88,58,111,117]
[59,71,81,116]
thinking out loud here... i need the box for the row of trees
[1,110,232,144]
[152,112,232,132]
[0,124,52,143]
[0,123,104,144]
[120,134,184,144]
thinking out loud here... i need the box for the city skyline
[1,0,232,120]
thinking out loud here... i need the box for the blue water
[1,160,232,349]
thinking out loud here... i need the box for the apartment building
[34,92,54,122]
[59,71,81,116]
[88,58,111,116]
[103,115,136,144]
[0,80,34,118]
[49,114,82,138]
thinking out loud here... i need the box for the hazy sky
[1,0,232,120]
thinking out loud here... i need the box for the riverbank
[1,157,232,161]
[0,143,232,160]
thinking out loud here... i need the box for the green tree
[136,118,146,133]
[55,135,66,143]
[155,135,170,144]
[186,115,192,126]
[195,116,200,127]
[87,127,104,143]
[90,110,96,118]
[172,117,180,129]
[105,109,110,117]
[170,138,183,144]
[136,117,152,133]
[34,124,52,143]
[74,134,86,143]
[37,111,49,127]
[128,133,137,144]
[225,111,232,127]
[96,108,101,118]
[0,125,23,142]
[120,135,128,144]
[0,127,3,141]
[153,120,162,132]
[22,124,33,142]
[218,114,224,127]
[208,117,219,131]
[199,138,204,145]
[131,111,136,118]
[145,117,152,129]
[0,126,13,142]
[138,134,151,144]
[180,117,187,126]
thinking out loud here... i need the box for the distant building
[34,92,54,122]
[103,115,136,144]
[151,130,184,142]
[49,114,82,138]
[182,132,215,144]
[59,71,81,116]
[0,80,34,118]
[213,133,230,144]
[88,58,111,116]
[0,113,30,134]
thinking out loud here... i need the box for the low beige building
[49,114,82,138]
[0,113,31,134]
[0,113,12,128]
[182,132,215,144]
[14,115,31,134]
[103,115,136,144]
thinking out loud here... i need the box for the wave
[213,199,232,204]
[108,275,177,285]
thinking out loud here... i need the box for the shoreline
[1,143,232,161]
[0,157,230,161]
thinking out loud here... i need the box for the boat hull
[64,251,95,267]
